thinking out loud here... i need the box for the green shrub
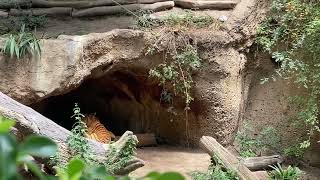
[19,15,47,31]
[2,24,41,59]
[235,122,281,157]
[268,163,301,180]
[135,10,216,29]
[190,155,239,180]
[0,115,57,180]
[257,0,320,156]
[0,114,185,180]
[67,103,94,164]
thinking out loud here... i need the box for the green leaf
[0,119,15,133]
[154,172,184,180]
[0,134,18,180]
[21,135,57,157]
[67,159,85,179]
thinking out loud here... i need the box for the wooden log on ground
[72,1,174,17]
[174,0,237,10]
[0,92,144,175]
[116,133,157,147]
[200,136,259,180]
[32,0,169,8]
[9,7,72,16]
[242,155,283,171]
[0,10,8,18]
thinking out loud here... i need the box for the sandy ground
[130,146,211,179]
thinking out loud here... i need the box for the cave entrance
[30,69,192,145]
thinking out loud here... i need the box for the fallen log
[174,0,237,10]
[242,155,283,171]
[116,133,157,147]
[32,0,169,8]
[72,1,174,17]
[200,136,259,180]
[9,7,72,16]
[0,92,144,175]
[0,10,8,18]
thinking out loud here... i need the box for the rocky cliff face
[0,0,266,146]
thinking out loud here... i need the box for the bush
[2,24,41,59]
[257,0,320,156]
[268,163,301,180]
[0,114,185,180]
[190,155,239,180]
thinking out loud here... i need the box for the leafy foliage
[2,24,41,59]
[19,15,47,31]
[268,163,301,180]
[0,114,185,180]
[256,0,320,157]
[104,136,137,174]
[0,115,57,180]
[190,155,239,180]
[67,103,94,164]
[135,10,217,29]
[149,44,201,106]
[235,122,280,157]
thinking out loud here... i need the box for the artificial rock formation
[0,0,261,147]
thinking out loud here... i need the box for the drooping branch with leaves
[257,0,320,157]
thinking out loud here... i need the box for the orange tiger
[83,114,115,144]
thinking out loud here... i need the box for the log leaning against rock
[242,155,283,171]
[0,92,144,175]
[200,136,259,180]
[174,0,237,10]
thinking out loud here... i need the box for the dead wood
[32,0,169,8]
[72,1,174,17]
[0,91,144,175]
[200,136,259,180]
[174,0,237,10]
[242,155,283,171]
[116,133,157,147]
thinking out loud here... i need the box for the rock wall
[0,28,248,146]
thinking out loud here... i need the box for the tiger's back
[83,114,115,144]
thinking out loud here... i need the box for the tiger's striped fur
[83,114,115,144]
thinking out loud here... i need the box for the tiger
[82,114,115,144]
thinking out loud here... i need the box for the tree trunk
[200,136,259,180]
[242,155,283,171]
[174,0,237,10]
[116,133,157,147]
[32,0,169,8]
[72,1,174,17]
[0,92,144,175]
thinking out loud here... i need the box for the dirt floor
[131,146,320,180]
[131,146,211,179]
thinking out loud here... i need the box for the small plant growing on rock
[2,24,41,59]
